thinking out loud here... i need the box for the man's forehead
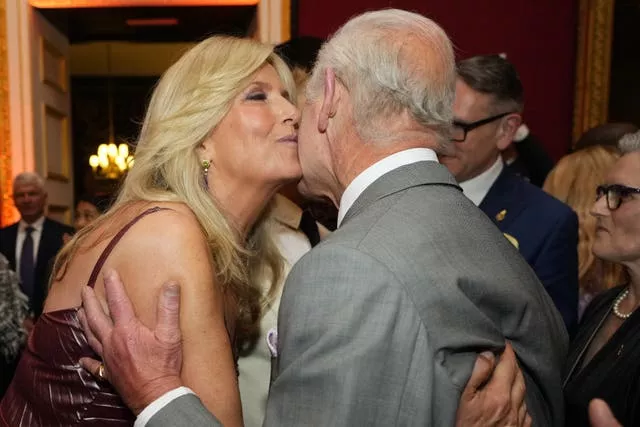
[454,80,494,116]
[14,183,43,193]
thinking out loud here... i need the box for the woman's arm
[95,208,243,427]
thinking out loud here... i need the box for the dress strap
[86,206,170,288]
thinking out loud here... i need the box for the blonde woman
[544,145,626,318]
[0,36,299,427]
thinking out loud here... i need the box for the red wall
[298,0,579,161]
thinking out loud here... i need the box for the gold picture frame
[572,0,615,143]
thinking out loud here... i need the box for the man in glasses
[440,54,580,336]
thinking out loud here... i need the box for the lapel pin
[503,233,519,249]
[495,209,507,222]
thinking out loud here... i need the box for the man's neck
[21,214,45,226]
[334,138,436,201]
[336,147,439,226]
[459,156,504,206]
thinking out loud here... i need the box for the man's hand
[78,269,185,415]
[455,342,531,427]
[589,399,622,427]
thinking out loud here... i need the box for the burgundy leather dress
[0,207,167,426]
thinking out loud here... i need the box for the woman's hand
[589,399,622,427]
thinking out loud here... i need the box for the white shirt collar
[459,156,504,206]
[19,215,45,232]
[337,148,439,227]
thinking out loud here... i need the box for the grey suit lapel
[341,161,460,225]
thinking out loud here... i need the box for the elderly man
[0,172,73,318]
[440,55,579,335]
[79,9,567,426]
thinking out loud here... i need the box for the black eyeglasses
[450,112,515,142]
[596,184,640,210]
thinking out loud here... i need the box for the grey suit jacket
[149,161,568,426]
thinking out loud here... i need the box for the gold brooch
[495,209,507,222]
[503,233,519,249]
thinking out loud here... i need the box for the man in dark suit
[440,54,579,336]
[0,172,73,318]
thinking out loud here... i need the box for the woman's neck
[210,179,279,240]
[623,263,640,309]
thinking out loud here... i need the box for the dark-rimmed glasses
[451,112,515,142]
[596,184,640,211]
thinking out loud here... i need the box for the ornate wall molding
[0,1,12,226]
[572,0,615,143]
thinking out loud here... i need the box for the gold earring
[202,160,210,187]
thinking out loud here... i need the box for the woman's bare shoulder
[99,202,220,329]
[102,201,212,277]
[118,201,206,244]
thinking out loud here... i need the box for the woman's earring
[202,159,210,188]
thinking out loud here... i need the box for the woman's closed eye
[245,91,268,101]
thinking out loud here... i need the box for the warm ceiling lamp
[89,44,134,181]
[30,0,258,8]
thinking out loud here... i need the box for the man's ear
[318,68,337,133]
[496,113,523,151]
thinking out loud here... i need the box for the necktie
[299,209,321,247]
[20,226,35,300]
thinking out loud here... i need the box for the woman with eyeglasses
[560,130,640,426]
[475,131,640,426]
[543,145,626,319]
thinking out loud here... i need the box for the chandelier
[88,43,134,180]
[89,143,134,180]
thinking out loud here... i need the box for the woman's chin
[278,172,303,186]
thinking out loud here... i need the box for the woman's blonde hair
[54,36,296,350]
[543,145,626,294]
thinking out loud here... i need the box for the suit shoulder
[0,222,19,232]
[292,240,397,285]
[45,217,74,234]
[512,175,575,218]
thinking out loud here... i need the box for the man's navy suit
[0,217,73,317]
[479,169,579,336]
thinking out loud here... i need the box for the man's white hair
[13,172,45,191]
[619,130,640,154]
[306,9,455,148]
